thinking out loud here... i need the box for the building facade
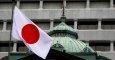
[0,0,115,60]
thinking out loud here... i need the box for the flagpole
[62,0,65,17]
[8,0,15,60]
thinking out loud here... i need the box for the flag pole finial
[62,0,65,17]
[61,0,66,22]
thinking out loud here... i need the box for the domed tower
[47,2,96,60]
[48,16,94,53]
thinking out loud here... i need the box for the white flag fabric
[12,6,53,59]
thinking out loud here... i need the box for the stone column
[50,19,54,29]
[98,19,102,30]
[16,0,20,8]
[12,42,17,52]
[3,21,7,30]
[86,40,89,46]
[39,1,43,9]
[110,0,114,8]
[86,0,90,8]
[110,41,114,52]
[64,0,66,8]
[74,19,78,30]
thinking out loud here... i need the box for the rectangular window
[0,42,13,52]
[113,0,115,8]
[0,2,12,9]
[54,21,61,27]
[78,21,98,30]
[90,0,110,8]
[90,2,109,8]
[66,21,74,28]
[20,1,39,9]
[102,21,115,29]
[66,1,86,9]
[34,20,50,30]
[17,42,28,52]
[6,22,11,30]
[43,1,62,9]
[0,21,3,30]
[54,20,74,28]
[89,41,110,51]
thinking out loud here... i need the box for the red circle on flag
[21,24,40,44]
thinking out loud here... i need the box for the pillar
[39,1,43,9]
[64,0,66,8]
[110,0,114,8]
[16,0,20,8]
[110,41,114,52]
[12,42,17,52]
[50,19,54,29]
[3,21,7,30]
[74,19,78,30]
[86,0,90,8]
[98,19,102,30]
[86,40,89,46]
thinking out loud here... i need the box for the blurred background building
[0,0,115,60]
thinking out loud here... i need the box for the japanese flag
[12,6,53,59]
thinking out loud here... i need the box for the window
[20,1,39,9]
[43,1,62,9]
[78,21,98,30]
[66,1,86,9]
[0,21,3,30]
[33,20,50,30]
[65,21,74,28]
[54,21,61,27]
[17,42,28,52]
[102,21,115,29]
[0,2,12,9]
[89,41,110,51]
[0,42,13,52]
[6,22,11,30]
[54,20,74,28]
[90,0,109,8]
[113,0,115,8]
[80,40,87,43]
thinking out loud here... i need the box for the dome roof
[52,37,94,53]
[51,22,74,32]
[48,16,78,39]
[48,16,94,53]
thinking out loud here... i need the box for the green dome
[48,16,94,53]
[48,22,78,39]
[52,36,94,53]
